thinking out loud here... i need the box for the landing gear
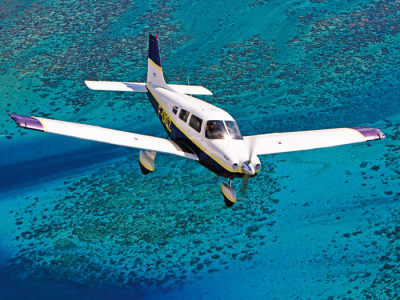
[139,150,156,175]
[139,163,151,175]
[220,179,236,207]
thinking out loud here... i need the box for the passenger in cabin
[189,115,202,132]
[179,109,190,122]
[206,121,216,136]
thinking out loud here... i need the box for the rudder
[147,34,168,88]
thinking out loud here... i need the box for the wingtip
[8,113,44,131]
[8,112,17,121]
[352,126,385,140]
[84,80,95,90]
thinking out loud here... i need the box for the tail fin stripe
[148,57,162,71]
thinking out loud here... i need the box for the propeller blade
[242,174,250,194]
[242,137,257,194]
[247,138,256,164]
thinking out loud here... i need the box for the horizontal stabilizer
[169,84,213,95]
[85,81,147,92]
[85,80,212,95]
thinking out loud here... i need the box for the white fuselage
[146,83,261,178]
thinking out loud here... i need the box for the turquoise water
[1,0,400,298]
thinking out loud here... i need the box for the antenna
[187,77,191,96]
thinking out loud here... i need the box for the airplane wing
[244,127,385,156]
[8,113,198,160]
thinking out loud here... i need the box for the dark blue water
[1,0,400,298]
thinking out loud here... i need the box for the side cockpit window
[205,120,227,139]
[189,114,203,133]
[172,106,178,115]
[179,109,189,122]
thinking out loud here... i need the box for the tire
[139,163,151,175]
[223,195,235,207]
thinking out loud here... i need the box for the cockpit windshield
[205,120,243,140]
[225,120,242,139]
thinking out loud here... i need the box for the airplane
[9,34,385,207]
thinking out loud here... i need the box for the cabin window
[225,120,243,140]
[189,114,203,133]
[205,120,228,139]
[179,109,189,122]
[172,106,178,115]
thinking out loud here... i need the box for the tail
[147,34,168,88]
[85,34,213,95]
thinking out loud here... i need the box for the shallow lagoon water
[1,0,400,299]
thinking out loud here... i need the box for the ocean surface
[1,0,400,299]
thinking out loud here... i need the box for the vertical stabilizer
[147,34,168,88]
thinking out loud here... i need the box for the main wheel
[223,195,235,207]
[139,150,155,175]
[220,182,236,207]
[139,163,151,175]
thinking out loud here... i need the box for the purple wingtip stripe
[9,113,44,132]
[352,126,385,140]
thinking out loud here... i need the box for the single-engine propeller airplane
[9,34,385,206]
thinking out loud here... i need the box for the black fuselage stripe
[145,91,241,178]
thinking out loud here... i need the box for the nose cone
[242,161,255,175]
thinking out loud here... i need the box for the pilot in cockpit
[206,121,226,139]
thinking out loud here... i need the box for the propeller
[242,173,251,194]
[241,138,257,194]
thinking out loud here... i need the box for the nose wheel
[221,179,236,207]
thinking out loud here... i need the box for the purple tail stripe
[8,113,44,132]
[352,126,385,140]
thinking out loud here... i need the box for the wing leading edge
[244,127,385,156]
[8,113,198,160]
